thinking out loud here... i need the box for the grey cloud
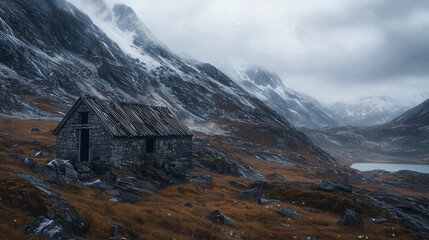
[105,0,429,102]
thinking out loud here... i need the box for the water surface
[351,163,429,174]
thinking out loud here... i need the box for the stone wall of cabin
[56,101,193,171]
[56,102,114,164]
[112,136,193,169]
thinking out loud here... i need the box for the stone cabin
[53,96,193,171]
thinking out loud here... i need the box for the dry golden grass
[0,117,427,240]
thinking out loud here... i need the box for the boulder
[275,207,299,219]
[319,179,353,193]
[214,158,265,179]
[46,159,80,182]
[72,162,94,181]
[164,160,188,178]
[249,181,277,189]
[83,179,114,190]
[238,188,266,200]
[370,218,390,223]
[29,151,43,158]
[337,209,363,227]
[207,210,236,227]
[30,127,40,132]
[105,189,121,197]
[22,216,72,239]
[256,198,282,205]
[228,180,247,190]
[182,203,193,208]
[266,173,286,182]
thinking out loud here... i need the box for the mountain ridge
[224,65,339,129]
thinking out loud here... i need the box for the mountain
[325,95,427,126]
[0,0,336,170]
[387,98,429,126]
[225,65,339,129]
[369,98,429,156]
[305,98,429,164]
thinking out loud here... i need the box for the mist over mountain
[305,97,429,163]
[224,65,339,129]
[324,95,427,126]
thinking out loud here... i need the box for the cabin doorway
[79,129,90,162]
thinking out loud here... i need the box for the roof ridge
[81,95,169,109]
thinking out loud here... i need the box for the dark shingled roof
[53,96,193,137]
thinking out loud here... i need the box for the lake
[351,163,429,174]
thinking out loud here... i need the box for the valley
[0,0,428,239]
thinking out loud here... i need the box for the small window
[146,138,155,153]
[79,112,88,124]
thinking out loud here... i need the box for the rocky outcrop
[207,210,236,227]
[228,180,247,190]
[22,216,73,239]
[238,188,266,200]
[387,209,429,235]
[256,198,282,205]
[337,209,363,227]
[46,159,80,182]
[319,179,353,193]
[248,181,278,189]
[0,172,84,238]
[275,207,299,219]
[215,158,265,179]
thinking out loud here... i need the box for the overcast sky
[103,0,429,103]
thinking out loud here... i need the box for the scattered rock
[319,179,353,193]
[256,198,282,205]
[337,209,363,227]
[29,151,43,158]
[0,132,8,137]
[22,216,72,239]
[238,188,266,200]
[46,159,80,182]
[207,210,236,227]
[72,162,93,181]
[266,173,286,182]
[109,198,118,202]
[164,160,189,178]
[228,180,247,190]
[249,180,277,189]
[105,189,121,197]
[83,179,114,190]
[370,218,390,223]
[12,143,18,148]
[214,158,265,179]
[182,202,193,208]
[119,192,142,203]
[275,207,299,219]
[191,173,214,189]
[30,127,40,132]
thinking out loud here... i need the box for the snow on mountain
[224,64,339,129]
[325,94,428,126]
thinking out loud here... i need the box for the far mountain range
[223,64,428,128]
